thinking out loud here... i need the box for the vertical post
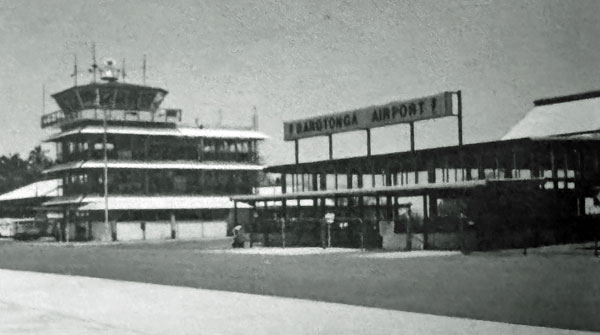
[563,149,569,189]
[512,151,518,179]
[375,195,381,248]
[409,122,415,153]
[328,134,333,160]
[102,107,111,241]
[282,199,287,248]
[65,209,70,243]
[529,151,537,178]
[233,201,238,226]
[414,154,419,184]
[170,212,176,239]
[457,90,463,147]
[366,129,372,157]
[281,173,287,194]
[295,139,299,164]
[423,195,428,249]
[459,212,465,254]
[371,162,376,188]
[406,206,412,251]
[550,147,559,190]
[327,216,332,248]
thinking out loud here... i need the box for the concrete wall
[88,220,228,241]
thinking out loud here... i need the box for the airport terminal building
[38,61,266,241]
[232,91,600,251]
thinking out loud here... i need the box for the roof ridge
[533,90,600,106]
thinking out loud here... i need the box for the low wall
[88,220,228,241]
[177,221,227,239]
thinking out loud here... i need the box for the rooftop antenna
[42,84,46,115]
[252,105,258,130]
[70,54,78,86]
[142,55,147,85]
[121,58,126,83]
[217,109,223,127]
[88,42,98,83]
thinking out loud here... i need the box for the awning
[0,179,61,202]
[44,125,269,142]
[231,179,545,203]
[43,160,264,174]
[43,195,251,211]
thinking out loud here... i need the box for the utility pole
[103,101,110,241]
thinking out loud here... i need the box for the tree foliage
[0,146,53,194]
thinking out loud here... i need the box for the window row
[62,170,259,195]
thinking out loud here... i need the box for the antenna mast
[42,84,46,115]
[89,42,98,83]
[142,55,147,85]
[121,58,126,83]
[71,54,78,86]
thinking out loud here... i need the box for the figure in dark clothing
[232,225,246,248]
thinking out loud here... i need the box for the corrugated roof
[44,195,251,210]
[45,125,268,141]
[502,97,600,140]
[43,160,264,174]
[0,179,61,202]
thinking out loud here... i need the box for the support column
[358,195,365,250]
[233,201,238,226]
[551,147,559,190]
[319,172,327,191]
[170,211,176,239]
[294,139,299,164]
[563,149,569,189]
[423,195,429,249]
[328,134,333,160]
[366,129,371,157]
[281,173,287,194]
[282,199,287,248]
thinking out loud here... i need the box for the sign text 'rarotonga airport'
[283,92,453,141]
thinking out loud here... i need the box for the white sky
[1,0,599,165]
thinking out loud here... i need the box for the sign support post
[457,90,463,147]
[328,134,333,160]
[409,122,415,153]
[294,139,299,164]
[366,129,371,157]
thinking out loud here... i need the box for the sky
[1,0,599,165]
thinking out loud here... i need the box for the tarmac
[0,269,596,335]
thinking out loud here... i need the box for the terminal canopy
[52,82,168,114]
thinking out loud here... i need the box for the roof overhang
[44,125,269,142]
[231,179,545,203]
[43,195,251,210]
[43,161,264,174]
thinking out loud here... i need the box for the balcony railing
[56,150,259,165]
[41,109,182,129]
